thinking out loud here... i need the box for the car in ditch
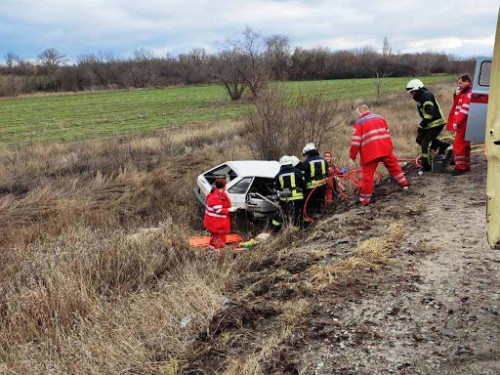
[194,160,281,220]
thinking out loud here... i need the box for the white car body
[466,56,492,143]
[194,160,281,219]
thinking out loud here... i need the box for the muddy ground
[182,154,500,375]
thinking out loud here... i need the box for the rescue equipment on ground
[189,234,243,247]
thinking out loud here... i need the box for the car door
[466,57,492,143]
[226,177,253,208]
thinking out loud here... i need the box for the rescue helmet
[405,79,424,92]
[279,155,293,166]
[302,142,316,155]
[290,155,300,167]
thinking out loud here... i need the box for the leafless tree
[264,34,291,81]
[177,48,210,84]
[219,25,269,100]
[121,49,156,88]
[373,66,392,103]
[4,52,20,69]
[77,52,119,87]
[37,48,66,74]
[212,51,247,101]
[244,86,350,159]
[382,37,392,56]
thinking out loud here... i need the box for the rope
[302,142,485,223]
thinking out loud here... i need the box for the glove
[453,123,459,131]
[340,167,348,174]
[349,158,356,166]
[228,207,238,213]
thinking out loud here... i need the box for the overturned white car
[194,160,281,219]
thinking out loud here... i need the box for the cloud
[0,0,497,61]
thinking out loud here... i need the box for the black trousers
[270,200,304,232]
[305,185,326,216]
[416,125,450,171]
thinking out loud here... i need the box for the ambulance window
[479,61,491,87]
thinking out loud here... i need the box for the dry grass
[0,80,454,373]
[310,221,407,289]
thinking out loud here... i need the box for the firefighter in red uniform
[203,179,237,249]
[349,105,408,206]
[446,73,472,174]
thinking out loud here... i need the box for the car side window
[203,164,237,185]
[479,61,491,87]
[228,177,253,194]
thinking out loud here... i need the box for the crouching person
[349,105,408,206]
[270,155,305,232]
[204,179,237,249]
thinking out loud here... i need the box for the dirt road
[301,155,500,374]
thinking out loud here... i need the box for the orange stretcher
[188,234,243,248]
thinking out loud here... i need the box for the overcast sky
[1,0,498,63]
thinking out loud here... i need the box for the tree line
[0,27,475,99]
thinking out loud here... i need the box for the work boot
[450,169,467,176]
[443,145,454,162]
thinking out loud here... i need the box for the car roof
[227,160,280,178]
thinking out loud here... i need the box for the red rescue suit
[446,84,472,171]
[203,190,232,248]
[350,112,408,205]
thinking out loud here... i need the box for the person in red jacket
[349,105,408,206]
[323,151,343,205]
[446,73,472,175]
[203,179,236,249]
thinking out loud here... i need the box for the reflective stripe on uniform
[208,204,223,213]
[361,134,391,147]
[361,128,386,140]
[279,172,304,201]
[205,210,227,218]
[309,159,326,178]
[359,192,371,203]
[422,101,435,119]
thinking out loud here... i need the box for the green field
[0,76,453,146]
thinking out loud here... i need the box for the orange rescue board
[189,234,243,247]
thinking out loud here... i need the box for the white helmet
[302,142,316,155]
[290,155,300,167]
[406,79,424,92]
[279,155,293,166]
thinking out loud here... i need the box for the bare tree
[373,66,392,103]
[37,48,66,74]
[244,86,350,160]
[222,25,269,99]
[77,52,119,87]
[382,37,392,56]
[264,34,291,81]
[212,51,247,101]
[4,52,20,69]
[121,48,156,88]
[177,48,210,84]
